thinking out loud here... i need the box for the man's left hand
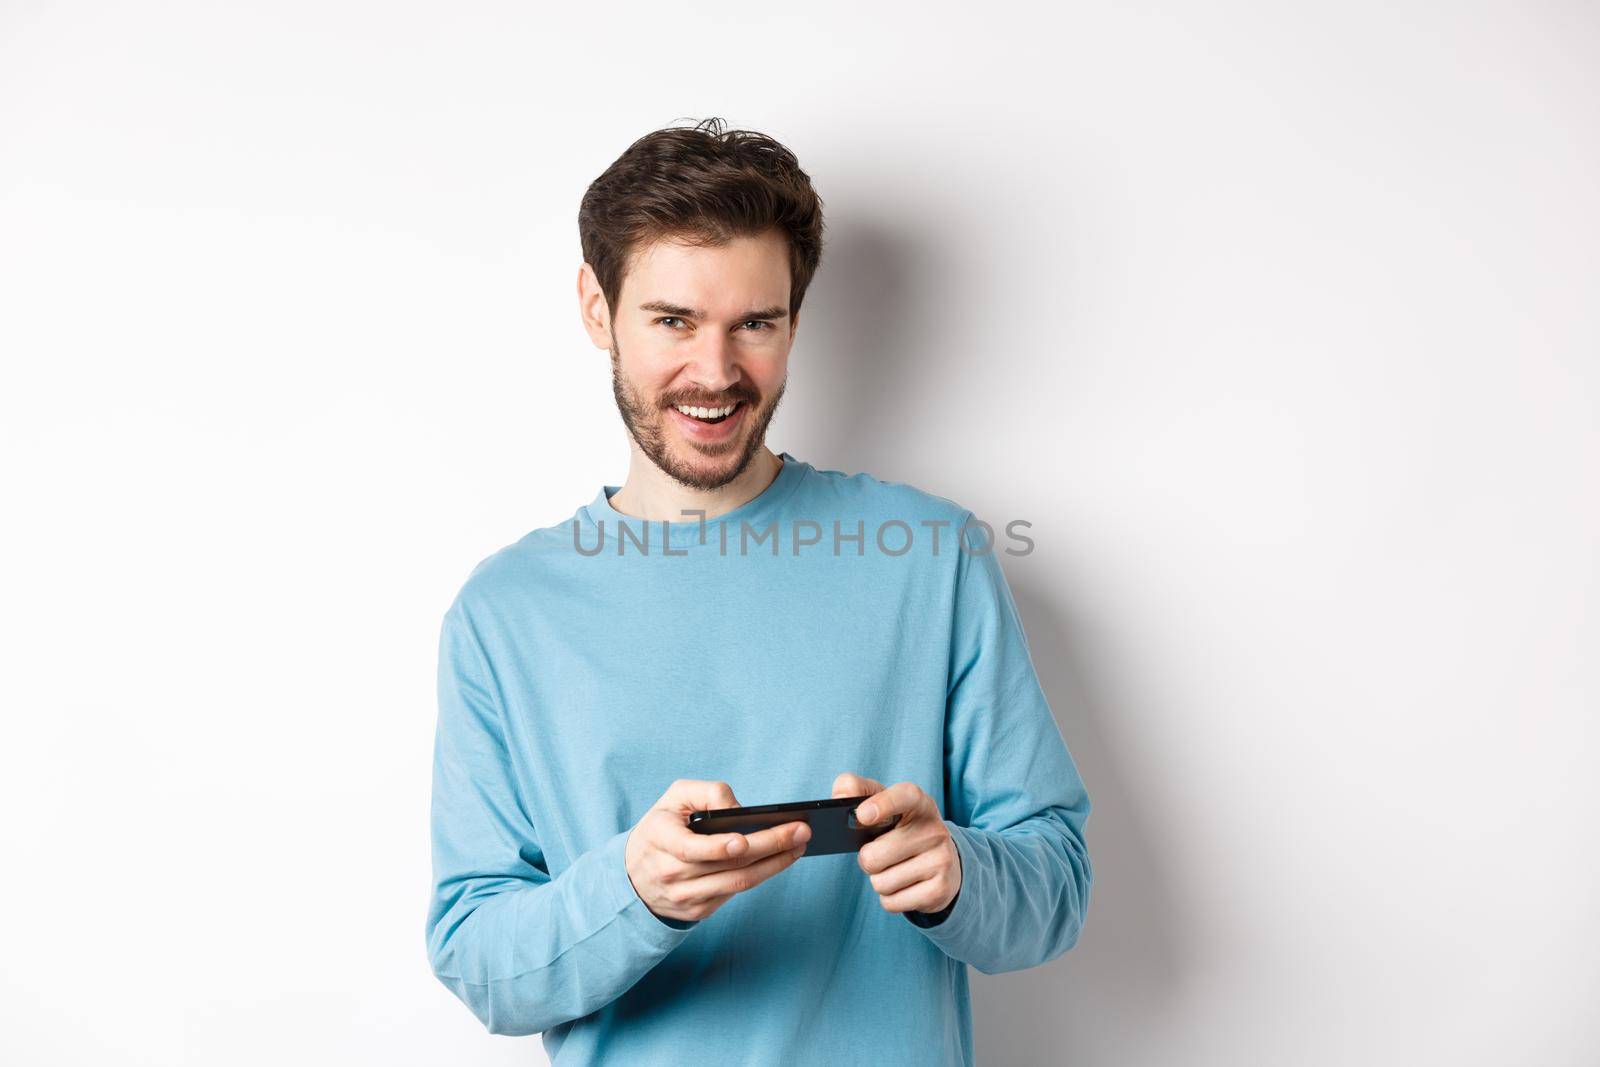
[832,772,962,916]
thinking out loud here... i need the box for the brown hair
[578,117,826,324]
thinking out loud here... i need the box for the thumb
[666,778,740,813]
[832,771,885,799]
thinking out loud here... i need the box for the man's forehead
[630,233,784,272]
[623,234,791,313]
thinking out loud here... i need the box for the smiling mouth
[671,400,743,424]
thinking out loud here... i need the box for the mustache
[660,387,758,408]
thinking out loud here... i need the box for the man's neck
[609,446,784,523]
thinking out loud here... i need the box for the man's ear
[577,263,613,350]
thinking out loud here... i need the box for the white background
[3,2,1596,1064]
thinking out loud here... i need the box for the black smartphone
[687,795,901,857]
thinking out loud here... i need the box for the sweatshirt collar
[580,452,810,549]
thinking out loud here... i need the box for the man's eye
[655,317,770,332]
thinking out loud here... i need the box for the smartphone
[688,795,901,857]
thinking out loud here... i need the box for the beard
[609,339,787,491]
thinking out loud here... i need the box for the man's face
[591,229,796,491]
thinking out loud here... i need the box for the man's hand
[833,772,962,917]
[624,779,811,924]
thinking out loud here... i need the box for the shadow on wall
[983,580,1191,1065]
[781,211,947,469]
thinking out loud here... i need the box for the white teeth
[675,402,738,419]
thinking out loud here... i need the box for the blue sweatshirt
[425,453,1091,1065]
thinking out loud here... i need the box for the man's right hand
[624,779,811,924]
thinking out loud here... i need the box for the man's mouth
[671,400,742,425]
[666,398,750,443]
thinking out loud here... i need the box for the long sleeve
[907,519,1093,974]
[424,604,694,1036]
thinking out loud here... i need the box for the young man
[425,118,1092,1065]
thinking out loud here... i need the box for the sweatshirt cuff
[904,821,982,954]
[600,827,701,946]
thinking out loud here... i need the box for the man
[425,117,1091,1065]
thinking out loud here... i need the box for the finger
[832,771,885,799]
[878,873,952,915]
[667,818,810,867]
[858,821,947,874]
[855,781,927,827]
[868,850,946,898]
[728,819,812,862]
[682,841,808,904]
[668,822,754,863]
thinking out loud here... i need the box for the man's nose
[683,332,741,394]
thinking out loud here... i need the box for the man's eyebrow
[638,300,789,321]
